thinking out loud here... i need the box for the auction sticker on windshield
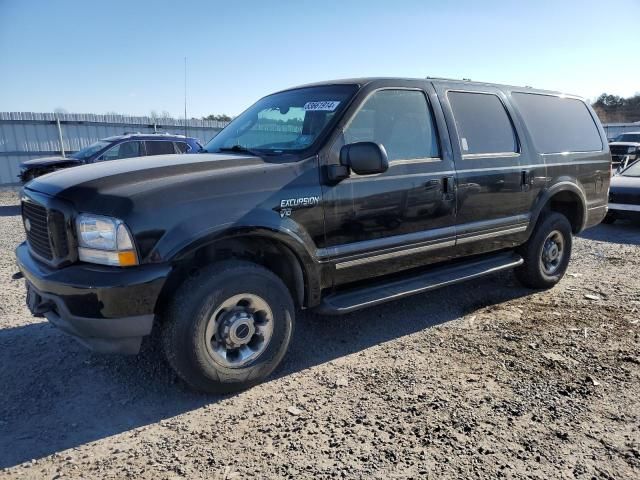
[304,101,340,111]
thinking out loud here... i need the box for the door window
[344,90,440,162]
[447,91,518,155]
[145,141,176,156]
[174,141,190,153]
[99,141,143,161]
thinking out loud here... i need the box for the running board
[316,252,523,315]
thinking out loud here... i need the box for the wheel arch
[531,182,587,234]
[155,228,321,317]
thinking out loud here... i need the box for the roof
[102,132,195,141]
[281,77,569,97]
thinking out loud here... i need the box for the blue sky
[1,0,639,118]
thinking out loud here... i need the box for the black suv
[16,78,610,393]
[18,133,202,182]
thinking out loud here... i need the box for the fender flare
[530,181,588,234]
[169,225,322,307]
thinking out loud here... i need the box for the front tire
[515,212,572,289]
[162,260,295,393]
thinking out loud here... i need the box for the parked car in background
[603,160,640,223]
[609,132,640,171]
[18,133,202,182]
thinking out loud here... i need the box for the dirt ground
[0,187,638,479]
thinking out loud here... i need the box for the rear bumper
[16,242,171,354]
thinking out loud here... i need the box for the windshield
[71,140,111,160]
[203,85,358,155]
[613,133,640,143]
[621,160,640,177]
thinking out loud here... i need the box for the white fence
[0,112,227,184]
[601,122,640,140]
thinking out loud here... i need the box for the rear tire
[515,212,572,289]
[162,260,295,393]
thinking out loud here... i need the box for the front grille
[49,210,69,257]
[22,201,53,259]
[22,200,69,261]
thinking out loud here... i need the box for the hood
[20,156,82,167]
[23,151,320,263]
[24,153,293,216]
[609,142,640,147]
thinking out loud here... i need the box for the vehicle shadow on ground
[578,221,640,246]
[0,205,20,217]
[0,272,531,468]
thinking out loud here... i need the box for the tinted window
[174,142,190,153]
[448,91,518,155]
[145,141,176,156]
[344,90,439,161]
[511,93,602,153]
[100,141,143,161]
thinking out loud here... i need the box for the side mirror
[341,142,388,175]
[326,142,389,183]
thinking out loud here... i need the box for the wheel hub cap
[204,293,274,368]
[540,230,565,275]
[219,311,257,348]
[544,243,559,261]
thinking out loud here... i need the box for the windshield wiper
[218,145,264,156]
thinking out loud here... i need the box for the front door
[433,83,531,255]
[319,82,458,286]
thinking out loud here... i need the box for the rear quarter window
[511,93,603,154]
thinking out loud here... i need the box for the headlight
[76,214,138,267]
[628,146,638,154]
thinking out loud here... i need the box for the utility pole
[184,56,188,138]
[55,114,66,158]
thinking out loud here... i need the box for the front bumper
[16,242,171,354]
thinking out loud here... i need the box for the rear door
[433,83,531,254]
[320,81,458,286]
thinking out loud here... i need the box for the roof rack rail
[425,76,472,82]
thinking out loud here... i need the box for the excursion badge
[277,196,320,218]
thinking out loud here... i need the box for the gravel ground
[0,187,638,479]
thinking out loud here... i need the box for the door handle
[521,170,532,192]
[425,179,441,190]
[442,176,455,201]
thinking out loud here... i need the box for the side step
[316,252,523,315]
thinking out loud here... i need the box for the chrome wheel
[540,230,565,276]
[204,294,274,368]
